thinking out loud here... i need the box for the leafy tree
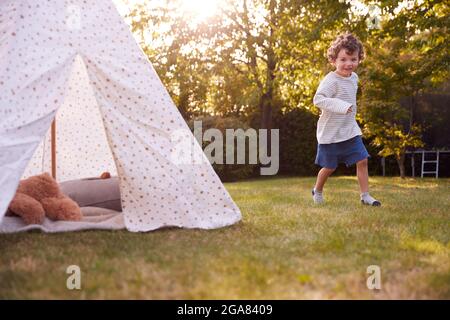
[127,0,215,119]
[358,0,449,177]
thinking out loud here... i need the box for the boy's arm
[313,78,352,115]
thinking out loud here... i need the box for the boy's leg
[315,167,336,192]
[356,158,381,206]
[312,167,335,204]
[356,158,369,193]
[313,140,338,204]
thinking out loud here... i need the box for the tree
[359,0,449,178]
[127,0,216,119]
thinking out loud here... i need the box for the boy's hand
[346,106,353,114]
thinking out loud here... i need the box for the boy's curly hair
[327,32,365,62]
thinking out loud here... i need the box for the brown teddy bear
[8,172,83,225]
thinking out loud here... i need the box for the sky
[113,0,222,21]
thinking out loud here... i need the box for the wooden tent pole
[51,119,56,179]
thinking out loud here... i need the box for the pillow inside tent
[59,176,122,212]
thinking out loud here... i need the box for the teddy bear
[8,172,83,225]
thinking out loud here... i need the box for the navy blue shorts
[315,135,370,169]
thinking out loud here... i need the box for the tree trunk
[259,92,272,153]
[409,94,416,134]
[396,153,406,179]
[178,81,190,121]
[260,93,273,130]
[259,0,277,156]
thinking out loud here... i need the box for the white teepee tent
[0,0,241,232]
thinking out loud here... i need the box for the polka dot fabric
[0,0,242,232]
[23,55,118,181]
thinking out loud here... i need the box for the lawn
[0,176,449,299]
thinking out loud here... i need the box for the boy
[312,32,381,206]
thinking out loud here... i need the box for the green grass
[0,176,449,299]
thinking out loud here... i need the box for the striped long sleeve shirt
[313,71,363,144]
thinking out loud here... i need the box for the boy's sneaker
[360,192,381,206]
[312,188,324,204]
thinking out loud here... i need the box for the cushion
[80,206,121,217]
[59,176,122,212]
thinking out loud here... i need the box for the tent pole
[51,119,56,179]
